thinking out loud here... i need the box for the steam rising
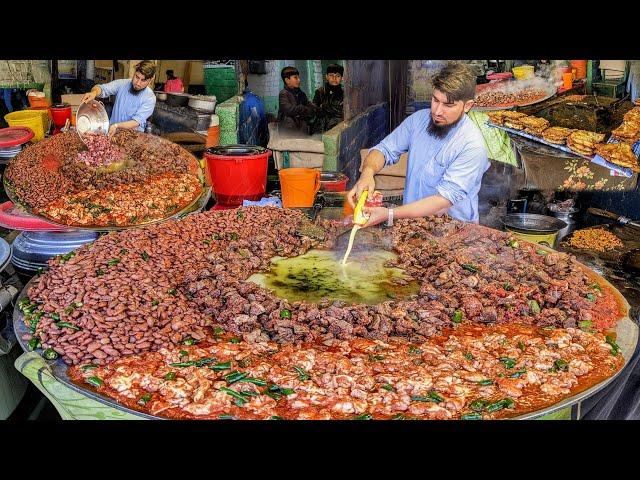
[478,76,556,96]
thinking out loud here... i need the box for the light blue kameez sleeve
[97,79,129,98]
[370,113,416,167]
[435,142,489,205]
[130,93,156,128]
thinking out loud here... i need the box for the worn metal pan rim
[502,213,568,233]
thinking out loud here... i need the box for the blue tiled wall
[337,102,389,189]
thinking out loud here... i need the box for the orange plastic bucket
[279,168,321,208]
[570,60,587,79]
[562,72,573,90]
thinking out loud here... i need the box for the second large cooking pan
[165,92,191,107]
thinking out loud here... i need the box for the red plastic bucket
[205,145,270,207]
[49,104,72,133]
[320,171,348,192]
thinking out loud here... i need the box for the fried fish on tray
[594,142,640,172]
[566,137,595,156]
[568,130,606,147]
[623,107,640,123]
[504,121,524,130]
[486,110,510,125]
[501,111,527,120]
[519,116,550,130]
[542,126,576,144]
[611,122,640,144]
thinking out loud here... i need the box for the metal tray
[472,88,556,112]
[486,121,637,178]
[12,244,639,420]
[3,176,209,232]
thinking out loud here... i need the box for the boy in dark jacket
[277,66,316,133]
[311,64,344,134]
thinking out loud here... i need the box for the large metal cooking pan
[472,87,556,112]
[165,92,191,107]
[188,95,216,113]
[2,176,209,233]
[12,240,638,420]
[502,213,567,233]
[3,132,208,231]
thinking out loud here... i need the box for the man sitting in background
[277,66,317,133]
[310,63,344,134]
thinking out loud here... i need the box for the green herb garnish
[411,391,444,403]
[210,361,232,371]
[528,300,541,314]
[461,412,483,420]
[86,376,103,388]
[605,335,620,356]
[499,357,517,369]
[352,413,373,420]
[42,348,58,360]
[293,366,310,381]
[551,359,569,372]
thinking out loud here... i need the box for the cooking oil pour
[247,249,419,305]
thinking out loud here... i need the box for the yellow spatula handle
[353,190,369,225]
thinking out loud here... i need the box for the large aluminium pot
[165,92,191,107]
[502,213,568,248]
[188,95,217,113]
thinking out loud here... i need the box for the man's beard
[129,82,144,95]
[427,112,464,139]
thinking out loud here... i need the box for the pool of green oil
[247,249,419,304]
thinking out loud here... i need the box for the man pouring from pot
[81,60,157,136]
[348,62,489,227]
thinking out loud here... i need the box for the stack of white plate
[0,145,21,162]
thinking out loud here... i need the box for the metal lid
[205,145,268,156]
[76,100,110,135]
[0,127,34,147]
[502,213,568,233]
[0,237,11,273]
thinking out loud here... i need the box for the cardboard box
[61,94,85,106]
[61,94,86,126]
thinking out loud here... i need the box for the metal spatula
[588,207,640,229]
